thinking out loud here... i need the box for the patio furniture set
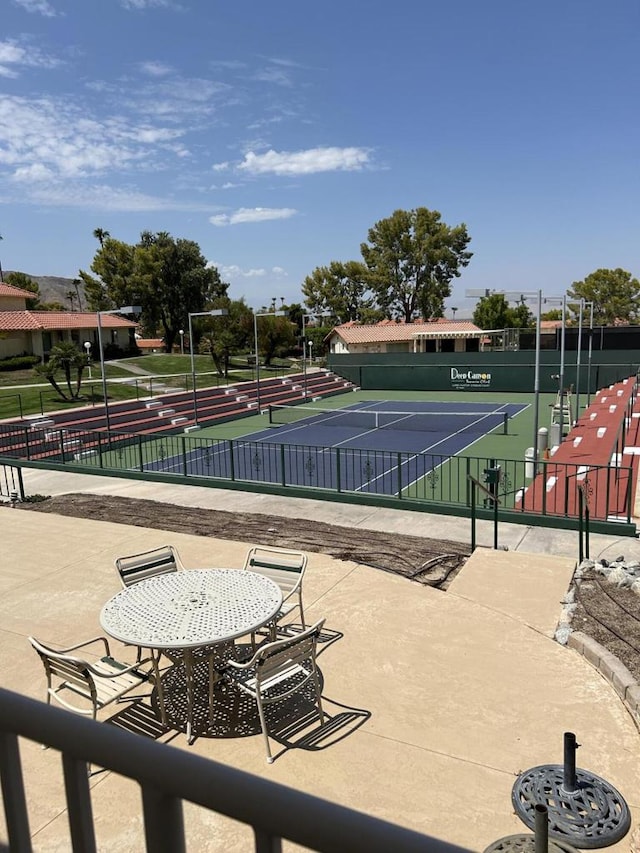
[29,544,326,763]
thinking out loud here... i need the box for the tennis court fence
[0,422,632,527]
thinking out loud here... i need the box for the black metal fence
[0,422,632,525]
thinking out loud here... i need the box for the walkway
[1,501,638,850]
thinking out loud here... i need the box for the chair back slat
[245,547,307,596]
[257,636,316,680]
[115,546,180,587]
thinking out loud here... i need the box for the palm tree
[66,291,76,311]
[34,342,87,401]
[93,228,110,247]
[72,278,83,311]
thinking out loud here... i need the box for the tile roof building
[327,319,485,354]
[0,286,138,362]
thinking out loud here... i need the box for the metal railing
[0,421,633,526]
[0,687,468,853]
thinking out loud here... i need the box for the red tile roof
[137,338,165,349]
[331,320,482,344]
[0,282,37,299]
[0,311,138,332]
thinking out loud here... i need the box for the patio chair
[114,545,184,587]
[243,545,308,639]
[221,619,326,763]
[28,635,153,719]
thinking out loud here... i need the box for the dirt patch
[14,493,470,589]
[14,494,640,682]
[572,568,640,682]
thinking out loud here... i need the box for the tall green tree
[472,294,534,329]
[34,342,86,401]
[198,298,253,377]
[360,207,472,322]
[79,230,228,352]
[302,260,374,322]
[568,268,640,325]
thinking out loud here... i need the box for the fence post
[336,447,341,493]
[138,435,144,472]
[58,429,65,461]
[228,439,235,481]
[280,444,286,486]
[397,453,402,498]
[578,488,584,563]
[98,434,103,469]
[181,437,188,476]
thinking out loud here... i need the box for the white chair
[222,619,325,763]
[114,545,184,587]
[243,545,308,638]
[29,635,152,719]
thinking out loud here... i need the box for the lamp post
[83,341,92,380]
[253,309,286,412]
[302,312,332,398]
[467,287,543,462]
[97,306,141,435]
[179,329,184,355]
[543,295,567,435]
[308,339,313,363]
[188,309,228,427]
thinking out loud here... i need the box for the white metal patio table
[100,568,282,743]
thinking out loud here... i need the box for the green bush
[0,355,41,372]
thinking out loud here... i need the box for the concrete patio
[1,490,639,851]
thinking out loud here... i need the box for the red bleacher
[0,370,358,462]
[518,376,640,522]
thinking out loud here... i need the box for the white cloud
[0,94,187,181]
[0,39,62,77]
[120,0,178,9]
[252,67,293,88]
[138,61,174,77]
[12,0,57,16]
[213,263,289,280]
[25,182,211,212]
[209,207,297,227]
[212,161,230,172]
[238,146,372,176]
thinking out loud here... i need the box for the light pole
[253,309,286,412]
[97,306,141,435]
[179,329,184,355]
[188,309,228,427]
[302,312,332,398]
[467,287,543,461]
[83,341,92,380]
[543,295,567,436]
[308,339,313,364]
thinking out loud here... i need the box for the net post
[503,412,508,434]
[268,405,274,425]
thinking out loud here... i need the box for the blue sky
[1,0,639,316]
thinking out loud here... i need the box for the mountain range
[4,272,83,310]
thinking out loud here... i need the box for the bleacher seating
[0,370,358,462]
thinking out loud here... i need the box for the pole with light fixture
[97,306,141,436]
[253,309,286,412]
[83,341,92,379]
[302,311,332,398]
[466,287,543,462]
[188,309,228,427]
[543,294,567,437]
[179,329,184,355]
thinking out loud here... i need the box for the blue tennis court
[142,400,527,497]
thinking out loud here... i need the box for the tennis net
[268,404,510,434]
